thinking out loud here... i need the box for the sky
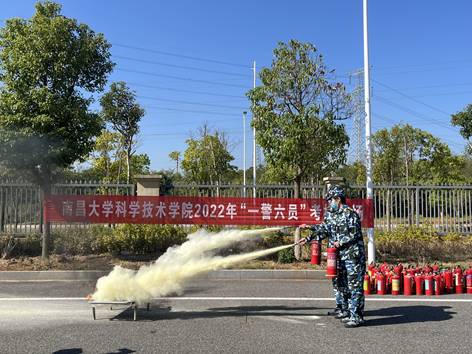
[1,0,471,172]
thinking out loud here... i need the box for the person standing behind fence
[299,185,366,328]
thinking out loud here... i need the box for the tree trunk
[40,182,51,259]
[294,175,302,199]
[126,147,131,184]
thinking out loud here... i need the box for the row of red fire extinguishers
[309,241,472,295]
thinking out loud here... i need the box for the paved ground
[0,278,471,354]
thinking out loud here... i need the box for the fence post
[415,187,420,227]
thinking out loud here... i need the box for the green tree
[451,104,472,154]
[182,126,236,184]
[0,1,113,257]
[100,81,145,184]
[337,161,366,186]
[169,151,181,174]
[372,124,464,184]
[412,132,464,184]
[89,129,150,183]
[92,130,121,182]
[247,40,351,197]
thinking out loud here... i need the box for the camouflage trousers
[336,256,366,321]
[332,266,349,311]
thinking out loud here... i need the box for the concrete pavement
[0,278,471,353]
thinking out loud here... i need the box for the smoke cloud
[91,227,291,305]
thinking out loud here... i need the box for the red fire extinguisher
[424,274,434,296]
[394,264,403,293]
[466,268,472,295]
[371,267,378,293]
[434,274,443,295]
[423,264,432,275]
[380,262,389,274]
[391,274,400,295]
[377,272,386,295]
[415,275,424,295]
[367,263,375,276]
[454,266,464,294]
[325,247,337,278]
[363,274,371,295]
[310,241,321,265]
[404,273,414,296]
[443,269,453,294]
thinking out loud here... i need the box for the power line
[143,105,240,117]
[141,130,242,139]
[137,95,246,110]
[371,113,463,148]
[387,90,472,99]
[113,43,250,68]
[125,82,246,99]
[375,82,472,93]
[372,79,451,117]
[373,59,472,71]
[117,68,248,88]
[373,65,472,76]
[143,117,232,129]
[114,55,250,78]
[373,112,399,125]
[374,95,457,133]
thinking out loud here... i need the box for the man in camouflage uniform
[299,185,366,328]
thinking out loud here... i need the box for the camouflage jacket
[306,204,365,261]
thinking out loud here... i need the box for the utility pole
[363,0,375,264]
[252,60,257,198]
[243,111,247,197]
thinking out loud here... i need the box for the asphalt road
[0,279,471,354]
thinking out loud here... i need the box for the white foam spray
[91,227,292,305]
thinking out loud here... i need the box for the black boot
[327,306,342,316]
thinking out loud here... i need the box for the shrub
[374,227,472,263]
[278,246,296,263]
[99,224,188,255]
[0,233,41,258]
[52,226,112,256]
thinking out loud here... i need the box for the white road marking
[159,296,472,303]
[0,296,471,303]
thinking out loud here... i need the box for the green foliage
[0,1,113,188]
[182,125,236,184]
[247,40,351,195]
[451,104,472,154]
[337,161,366,186]
[169,151,181,174]
[0,234,42,258]
[52,226,112,255]
[99,224,188,255]
[277,246,296,264]
[375,227,472,263]
[2,225,189,257]
[100,81,145,183]
[63,129,151,183]
[372,124,465,185]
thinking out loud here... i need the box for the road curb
[0,269,326,281]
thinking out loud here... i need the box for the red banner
[44,195,374,227]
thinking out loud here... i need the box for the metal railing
[0,180,134,234]
[0,180,471,235]
[171,183,472,234]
